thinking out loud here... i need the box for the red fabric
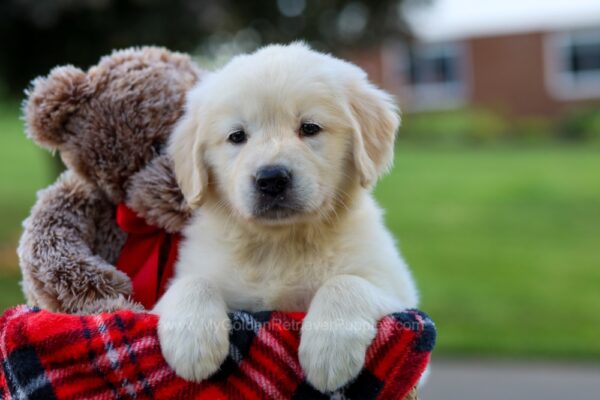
[0,306,435,400]
[115,203,180,309]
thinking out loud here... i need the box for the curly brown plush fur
[18,47,198,314]
[125,155,191,234]
[25,47,199,203]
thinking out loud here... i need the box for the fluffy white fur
[154,42,418,392]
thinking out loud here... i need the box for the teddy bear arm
[18,171,134,313]
[126,154,191,233]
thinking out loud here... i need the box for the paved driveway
[420,359,600,400]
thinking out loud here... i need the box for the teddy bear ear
[23,65,89,150]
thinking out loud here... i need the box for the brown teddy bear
[18,47,198,314]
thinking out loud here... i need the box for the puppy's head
[170,43,399,226]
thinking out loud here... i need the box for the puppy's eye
[300,122,321,137]
[228,130,247,144]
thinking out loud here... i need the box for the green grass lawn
[0,273,24,311]
[0,101,53,309]
[0,102,53,244]
[1,101,599,359]
[375,145,600,359]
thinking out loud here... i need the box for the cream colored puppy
[154,42,418,392]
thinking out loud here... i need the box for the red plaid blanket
[0,306,435,400]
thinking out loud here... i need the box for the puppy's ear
[168,107,208,209]
[23,66,90,150]
[347,76,400,188]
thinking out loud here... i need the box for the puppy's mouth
[252,196,305,221]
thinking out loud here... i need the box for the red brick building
[363,0,600,117]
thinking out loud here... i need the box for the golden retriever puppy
[154,42,418,392]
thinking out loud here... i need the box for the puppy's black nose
[255,165,292,197]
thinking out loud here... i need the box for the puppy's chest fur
[229,237,338,311]
[178,217,343,312]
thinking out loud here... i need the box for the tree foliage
[0,0,408,96]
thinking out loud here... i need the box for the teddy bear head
[24,47,200,203]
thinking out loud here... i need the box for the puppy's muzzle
[253,165,304,220]
[255,165,292,197]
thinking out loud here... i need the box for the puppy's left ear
[347,76,400,188]
[168,104,208,209]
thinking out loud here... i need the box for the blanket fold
[0,306,435,400]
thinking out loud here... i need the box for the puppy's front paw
[157,311,230,382]
[299,317,377,392]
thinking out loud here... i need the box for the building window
[545,30,600,100]
[404,43,467,111]
[569,40,600,74]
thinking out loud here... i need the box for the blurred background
[1,0,599,398]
